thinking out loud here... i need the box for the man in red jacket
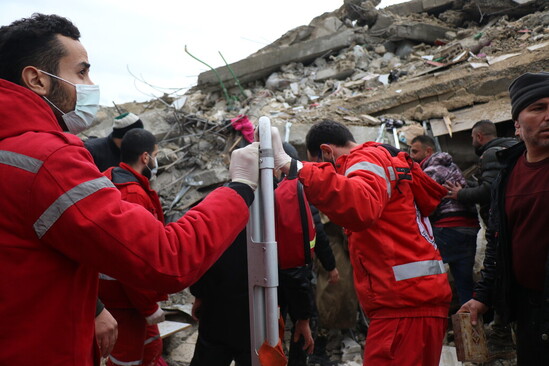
[101,129,168,366]
[0,14,259,365]
[270,120,451,366]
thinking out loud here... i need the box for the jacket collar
[105,162,154,192]
[0,79,62,140]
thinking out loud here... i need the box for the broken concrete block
[374,45,386,54]
[310,16,344,39]
[395,40,416,58]
[265,73,292,91]
[369,13,394,37]
[197,29,357,91]
[384,0,424,16]
[392,22,455,44]
[422,0,454,12]
[315,67,355,82]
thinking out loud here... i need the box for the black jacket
[310,205,336,272]
[84,133,121,172]
[474,142,549,328]
[458,137,517,223]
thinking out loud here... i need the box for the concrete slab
[392,22,455,44]
[197,29,357,90]
[430,98,512,136]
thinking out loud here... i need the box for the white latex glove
[230,142,260,190]
[145,306,165,325]
[269,127,292,173]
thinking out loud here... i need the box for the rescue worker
[101,129,168,366]
[0,13,259,365]
[270,120,452,366]
[84,112,145,357]
[85,111,145,172]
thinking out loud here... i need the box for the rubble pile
[87,0,549,218]
[84,1,548,364]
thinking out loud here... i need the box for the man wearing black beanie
[459,71,549,365]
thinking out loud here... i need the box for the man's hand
[192,298,203,321]
[458,299,489,326]
[230,142,260,190]
[145,306,166,325]
[328,268,340,284]
[294,319,314,354]
[95,308,118,358]
[443,181,463,200]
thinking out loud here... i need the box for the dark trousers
[515,286,549,365]
[190,333,251,366]
[433,226,477,305]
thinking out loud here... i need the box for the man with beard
[445,120,516,226]
[410,135,479,306]
[459,72,549,365]
[100,128,168,366]
[0,13,259,365]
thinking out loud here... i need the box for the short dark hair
[472,120,496,137]
[306,120,356,157]
[0,13,80,84]
[410,135,436,149]
[121,129,157,165]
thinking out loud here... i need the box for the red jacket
[0,79,249,365]
[100,164,167,316]
[299,142,452,318]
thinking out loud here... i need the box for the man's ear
[514,120,521,137]
[320,144,331,157]
[20,66,51,96]
[139,151,149,166]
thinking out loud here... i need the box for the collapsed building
[82,0,548,363]
[85,0,548,220]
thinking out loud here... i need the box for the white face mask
[145,154,158,180]
[40,70,100,134]
[150,157,158,177]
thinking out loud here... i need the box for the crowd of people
[1,12,548,366]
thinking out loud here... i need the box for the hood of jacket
[479,137,518,156]
[0,79,62,140]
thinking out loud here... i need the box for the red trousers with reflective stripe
[106,309,162,366]
[363,317,447,366]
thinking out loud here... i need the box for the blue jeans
[432,226,478,305]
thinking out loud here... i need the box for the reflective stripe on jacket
[299,142,452,318]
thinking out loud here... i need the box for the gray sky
[1,0,406,105]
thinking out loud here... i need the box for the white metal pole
[247,117,280,365]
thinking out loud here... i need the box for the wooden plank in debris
[451,313,489,363]
[430,98,512,136]
[158,320,191,339]
[197,29,356,90]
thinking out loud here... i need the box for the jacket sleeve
[457,148,500,205]
[298,149,390,232]
[310,205,336,272]
[122,284,165,317]
[30,143,251,294]
[472,175,501,307]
